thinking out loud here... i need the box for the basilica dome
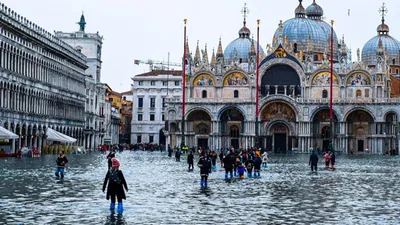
[362,19,400,66]
[224,22,264,63]
[273,0,338,55]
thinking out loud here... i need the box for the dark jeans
[311,164,317,172]
[110,195,123,203]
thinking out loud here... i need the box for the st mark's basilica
[165,0,400,154]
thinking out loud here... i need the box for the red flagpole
[256,19,260,118]
[255,19,260,147]
[181,19,187,149]
[329,20,334,153]
[182,19,187,119]
[329,20,334,119]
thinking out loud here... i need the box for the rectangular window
[138,81,143,86]
[151,81,156,86]
[163,81,168,86]
[162,114,165,121]
[175,81,180,86]
[150,114,155,121]
[137,135,142,143]
[138,98,143,108]
[149,135,154,143]
[138,114,143,121]
[162,98,166,108]
[150,98,155,108]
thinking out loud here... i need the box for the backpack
[109,169,121,184]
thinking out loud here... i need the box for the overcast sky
[2,0,400,92]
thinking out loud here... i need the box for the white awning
[46,128,77,143]
[0,126,19,139]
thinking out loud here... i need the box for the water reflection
[0,152,400,224]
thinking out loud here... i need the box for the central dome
[273,0,338,56]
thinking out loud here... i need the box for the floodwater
[0,152,400,224]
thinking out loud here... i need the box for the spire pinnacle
[250,36,256,55]
[241,3,250,26]
[185,38,190,58]
[211,48,216,67]
[217,37,224,57]
[203,44,209,64]
[194,40,201,63]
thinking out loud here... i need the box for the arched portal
[260,101,297,152]
[219,108,245,149]
[312,109,338,152]
[261,64,301,97]
[159,128,166,146]
[268,123,290,153]
[186,109,212,149]
[384,112,398,153]
[346,110,374,153]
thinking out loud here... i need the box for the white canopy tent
[0,126,19,139]
[46,128,77,143]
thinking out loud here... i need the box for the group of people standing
[309,151,336,173]
[190,148,269,188]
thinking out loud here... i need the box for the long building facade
[0,3,86,152]
[165,1,400,154]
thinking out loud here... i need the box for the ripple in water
[0,152,400,224]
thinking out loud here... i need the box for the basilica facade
[165,1,400,154]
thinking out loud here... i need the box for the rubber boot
[110,203,115,211]
[254,172,257,177]
[230,173,233,179]
[225,173,228,179]
[204,180,208,187]
[117,202,124,214]
[200,180,204,187]
[234,171,237,177]
[258,171,261,177]
[248,172,252,178]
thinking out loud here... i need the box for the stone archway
[384,112,398,153]
[260,101,297,151]
[345,110,374,153]
[311,108,339,152]
[186,109,212,149]
[219,108,245,149]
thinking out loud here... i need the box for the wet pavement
[1,152,400,224]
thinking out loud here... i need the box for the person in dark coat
[106,149,115,170]
[168,145,173,157]
[197,151,211,187]
[219,150,224,167]
[55,150,68,179]
[175,148,181,162]
[330,152,336,170]
[223,152,234,179]
[103,158,128,214]
[309,151,319,173]
[187,151,194,171]
[253,156,262,177]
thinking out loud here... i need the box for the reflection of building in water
[164,1,400,154]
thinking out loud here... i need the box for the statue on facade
[357,48,360,62]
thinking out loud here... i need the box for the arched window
[393,59,396,65]
[396,69,399,74]
[293,43,298,53]
[314,55,319,61]
[322,90,328,98]
[234,90,239,98]
[365,89,370,98]
[202,90,207,98]
[321,126,330,138]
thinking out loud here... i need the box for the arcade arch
[186,109,212,149]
